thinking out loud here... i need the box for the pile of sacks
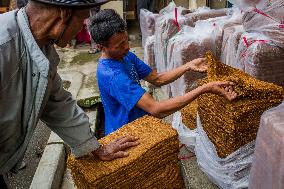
[154,3,227,74]
[166,18,227,97]
[67,116,184,189]
[198,52,284,158]
[227,0,284,87]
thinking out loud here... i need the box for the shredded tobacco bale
[197,52,284,158]
[181,100,198,130]
[67,116,185,189]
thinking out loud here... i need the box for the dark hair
[89,9,126,46]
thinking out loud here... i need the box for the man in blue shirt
[89,9,237,135]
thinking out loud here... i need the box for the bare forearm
[151,64,189,86]
[138,81,236,119]
[151,86,205,118]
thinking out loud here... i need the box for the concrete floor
[7,122,51,189]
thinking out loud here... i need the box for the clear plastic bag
[154,2,191,96]
[166,18,227,97]
[154,2,190,74]
[184,8,229,26]
[195,114,255,189]
[228,0,269,11]
[236,32,284,87]
[242,0,284,49]
[172,111,197,152]
[210,7,245,67]
[143,36,156,69]
[249,101,284,189]
[139,9,158,48]
[220,24,245,69]
[154,5,228,74]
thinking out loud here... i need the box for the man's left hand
[186,58,208,72]
[92,136,139,161]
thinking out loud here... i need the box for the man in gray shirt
[0,0,139,187]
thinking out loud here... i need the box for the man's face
[103,32,130,60]
[56,9,90,47]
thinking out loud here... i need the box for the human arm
[40,73,139,160]
[144,58,207,87]
[136,81,237,118]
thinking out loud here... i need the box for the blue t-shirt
[97,52,152,135]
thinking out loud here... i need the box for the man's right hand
[92,136,139,161]
[203,81,238,101]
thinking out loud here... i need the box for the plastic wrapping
[166,19,227,98]
[211,8,245,67]
[154,5,228,97]
[154,2,190,96]
[154,5,223,73]
[184,8,228,26]
[242,0,284,49]
[154,2,190,74]
[139,9,158,48]
[143,36,156,69]
[221,24,245,69]
[228,0,268,11]
[236,32,284,87]
[172,111,197,152]
[195,114,254,189]
[249,101,284,189]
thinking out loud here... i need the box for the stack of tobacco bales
[68,116,185,189]
[198,52,284,158]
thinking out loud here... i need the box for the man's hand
[92,136,139,161]
[203,81,237,101]
[186,58,208,72]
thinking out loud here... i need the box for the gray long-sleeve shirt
[0,9,100,174]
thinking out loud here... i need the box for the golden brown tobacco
[197,52,284,158]
[68,116,185,189]
[181,100,198,130]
